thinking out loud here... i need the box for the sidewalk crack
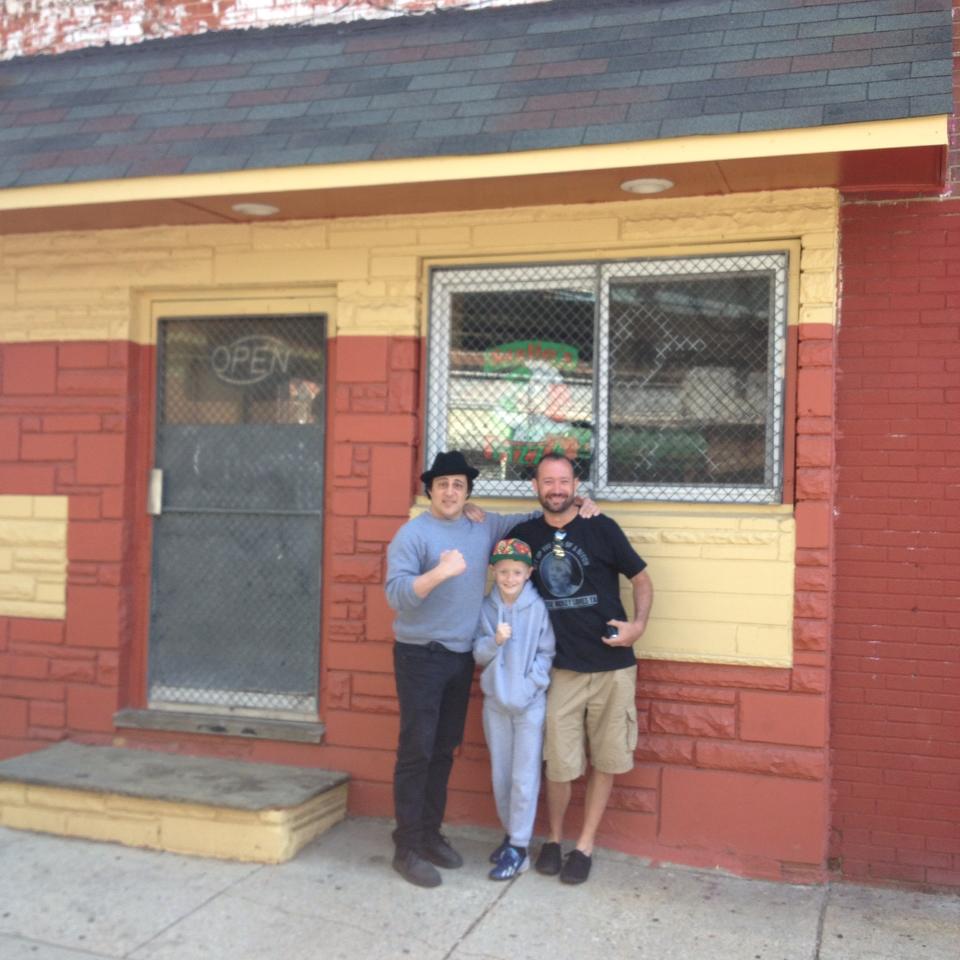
[441,877,515,960]
[812,882,830,960]
[121,862,265,958]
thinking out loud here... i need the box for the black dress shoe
[560,848,592,885]
[535,841,563,876]
[420,833,464,869]
[393,848,442,888]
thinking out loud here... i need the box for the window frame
[426,252,789,504]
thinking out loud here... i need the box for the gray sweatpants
[482,695,546,850]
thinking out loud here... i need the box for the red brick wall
[321,326,836,884]
[833,199,960,889]
[576,319,834,883]
[1,323,835,881]
[952,0,960,190]
[325,326,836,884]
[0,340,144,758]
[0,0,548,61]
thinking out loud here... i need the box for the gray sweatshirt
[473,580,556,715]
[385,510,531,653]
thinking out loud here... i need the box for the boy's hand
[495,622,511,646]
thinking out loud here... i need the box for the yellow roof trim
[0,116,946,212]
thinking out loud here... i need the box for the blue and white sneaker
[489,834,510,864]
[488,844,529,881]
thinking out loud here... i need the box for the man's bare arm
[603,570,653,647]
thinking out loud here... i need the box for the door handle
[147,468,164,516]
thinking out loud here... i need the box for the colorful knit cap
[490,538,533,566]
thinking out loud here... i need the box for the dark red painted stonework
[834,199,960,889]
[0,327,836,882]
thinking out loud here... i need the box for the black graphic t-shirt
[508,514,647,673]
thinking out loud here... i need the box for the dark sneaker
[489,834,510,864]
[535,841,563,876]
[420,833,464,869]
[560,848,592,885]
[489,845,529,881]
[393,848,442,888]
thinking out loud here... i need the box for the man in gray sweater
[385,451,534,887]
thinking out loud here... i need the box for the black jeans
[392,640,474,853]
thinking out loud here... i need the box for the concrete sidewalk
[1,818,957,960]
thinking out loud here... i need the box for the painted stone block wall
[951,0,960,190]
[0,0,548,61]
[834,198,960,890]
[621,509,797,667]
[321,322,833,882]
[0,190,837,880]
[0,340,143,758]
[0,494,67,620]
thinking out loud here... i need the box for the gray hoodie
[473,580,556,715]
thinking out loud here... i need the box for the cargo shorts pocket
[625,701,638,755]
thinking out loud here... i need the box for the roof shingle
[0,0,951,190]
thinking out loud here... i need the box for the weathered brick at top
[0,0,550,60]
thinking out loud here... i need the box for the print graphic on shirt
[533,539,597,611]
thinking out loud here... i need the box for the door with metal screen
[147,315,326,716]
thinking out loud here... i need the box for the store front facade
[1,187,838,880]
[0,0,955,887]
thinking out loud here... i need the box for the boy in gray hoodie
[474,538,556,880]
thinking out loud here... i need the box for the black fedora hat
[420,450,479,484]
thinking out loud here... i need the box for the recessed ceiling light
[231,202,280,217]
[619,177,675,195]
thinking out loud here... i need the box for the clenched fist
[436,549,466,579]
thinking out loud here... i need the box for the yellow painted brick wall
[0,781,348,863]
[0,495,68,619]
[616,505,795,667]
[0,188,837,344]
[0,189,838,663]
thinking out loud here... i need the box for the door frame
[125,287,338,719]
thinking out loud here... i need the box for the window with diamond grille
[427,254,787,503]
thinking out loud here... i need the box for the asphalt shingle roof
[0,0,952,190]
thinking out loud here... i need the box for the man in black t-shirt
[509,453,653,885]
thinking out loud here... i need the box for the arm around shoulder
[483,509,541,543]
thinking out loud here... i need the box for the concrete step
[0,741,349,863]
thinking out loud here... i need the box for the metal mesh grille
[427,255,787,503]
[600,255,786,502]
[149,512,322,713]
[428,264,596,485]
[148,315,326,715]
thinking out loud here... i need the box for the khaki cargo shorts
[543,665,638,781]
